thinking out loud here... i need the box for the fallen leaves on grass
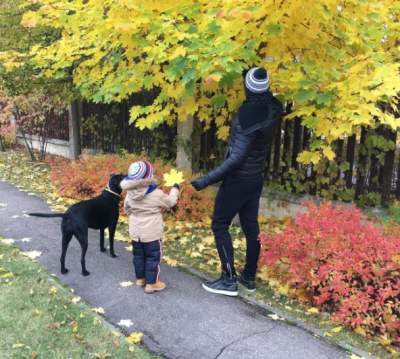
[163,256,178,267]
[48,286,58,296]
[93,307,105,315]
[21,250,42,259]
[306,307,319,315]
[1,238,15,245]
[126,332,143,344]
[268,313,284,321]
[71,296,81,304]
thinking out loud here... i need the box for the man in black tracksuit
[191,67,283,296]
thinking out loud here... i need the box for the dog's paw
[111,253,118,258]
[61,268,69,274]
[82,270,90,276]
[100,247,107,252]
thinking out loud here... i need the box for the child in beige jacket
[121,160,180,293]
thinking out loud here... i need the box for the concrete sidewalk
[0,180,346,359]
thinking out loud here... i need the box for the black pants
[133,240,162,284]
[212,176,263,280]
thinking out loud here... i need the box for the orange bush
[47,154,214,222]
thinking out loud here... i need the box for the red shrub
[259,202,400,346]
[47,154,213,222]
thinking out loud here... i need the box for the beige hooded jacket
[121,178,180,243]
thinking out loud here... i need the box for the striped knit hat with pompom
[245,67,269,93]
[127,160,154,180]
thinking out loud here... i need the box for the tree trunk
[176,116,194,171]
[68,101,81,160]
[380,129,397,207]
[345,135,356,188]
[191,117,202,173]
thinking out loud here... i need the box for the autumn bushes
[260,202,400,348]
[47,154,214,222]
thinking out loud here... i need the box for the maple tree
[0,0,399,162]
[0,0,65,96]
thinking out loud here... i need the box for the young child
[121,160,180,293]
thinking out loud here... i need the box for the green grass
[0,240,155,359]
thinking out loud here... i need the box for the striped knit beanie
[245,67,269,93]
[127,160,154,180]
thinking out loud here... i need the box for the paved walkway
[0,180,346,359]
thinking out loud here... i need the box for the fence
[43,99,400,207]
[45,109,69,141]
[201,118,400,207]
[81,101,176,161]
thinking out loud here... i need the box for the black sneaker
[202,273,238,297]
[239,274,256,292]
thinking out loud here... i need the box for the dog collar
[104,185,121,198]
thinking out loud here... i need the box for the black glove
[191,177,207,191]
[173,183,180,190]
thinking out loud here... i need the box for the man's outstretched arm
[192,131,257,191]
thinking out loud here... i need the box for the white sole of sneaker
[202,283,238,297]
[239,284,256,293]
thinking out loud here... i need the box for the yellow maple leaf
[163,169,184,187]
[306,307,319,315]
[330,326,343,333]
[170,46,186,59]
[217,126,230,140]
[126,332,143,344]
[164,256,178,267]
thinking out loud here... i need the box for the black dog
[30,174,125,276]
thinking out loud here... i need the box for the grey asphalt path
[0,180,347,359]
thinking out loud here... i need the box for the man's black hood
[238,90,284,135]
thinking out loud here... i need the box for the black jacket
[194,94,283,190]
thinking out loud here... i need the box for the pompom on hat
[127,160,154,180]
[245,67,269,93]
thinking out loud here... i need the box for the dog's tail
[29,213,65,218]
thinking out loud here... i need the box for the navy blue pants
[212,176,263,280]
[132,240,162,284]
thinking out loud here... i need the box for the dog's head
[108,173,126,195]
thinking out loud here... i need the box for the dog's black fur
[30,174,125,276]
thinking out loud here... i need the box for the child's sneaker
[145,281,166,293]
[136,278,146,287]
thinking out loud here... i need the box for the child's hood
[121,178,157,201]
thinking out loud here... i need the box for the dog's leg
[108,225,117,258]
[60,231,73,274]
[76,230,90,276]
[100,228,106,252]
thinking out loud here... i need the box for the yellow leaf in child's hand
[163,169,184,187]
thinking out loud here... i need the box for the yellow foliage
[2,0,399,160]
